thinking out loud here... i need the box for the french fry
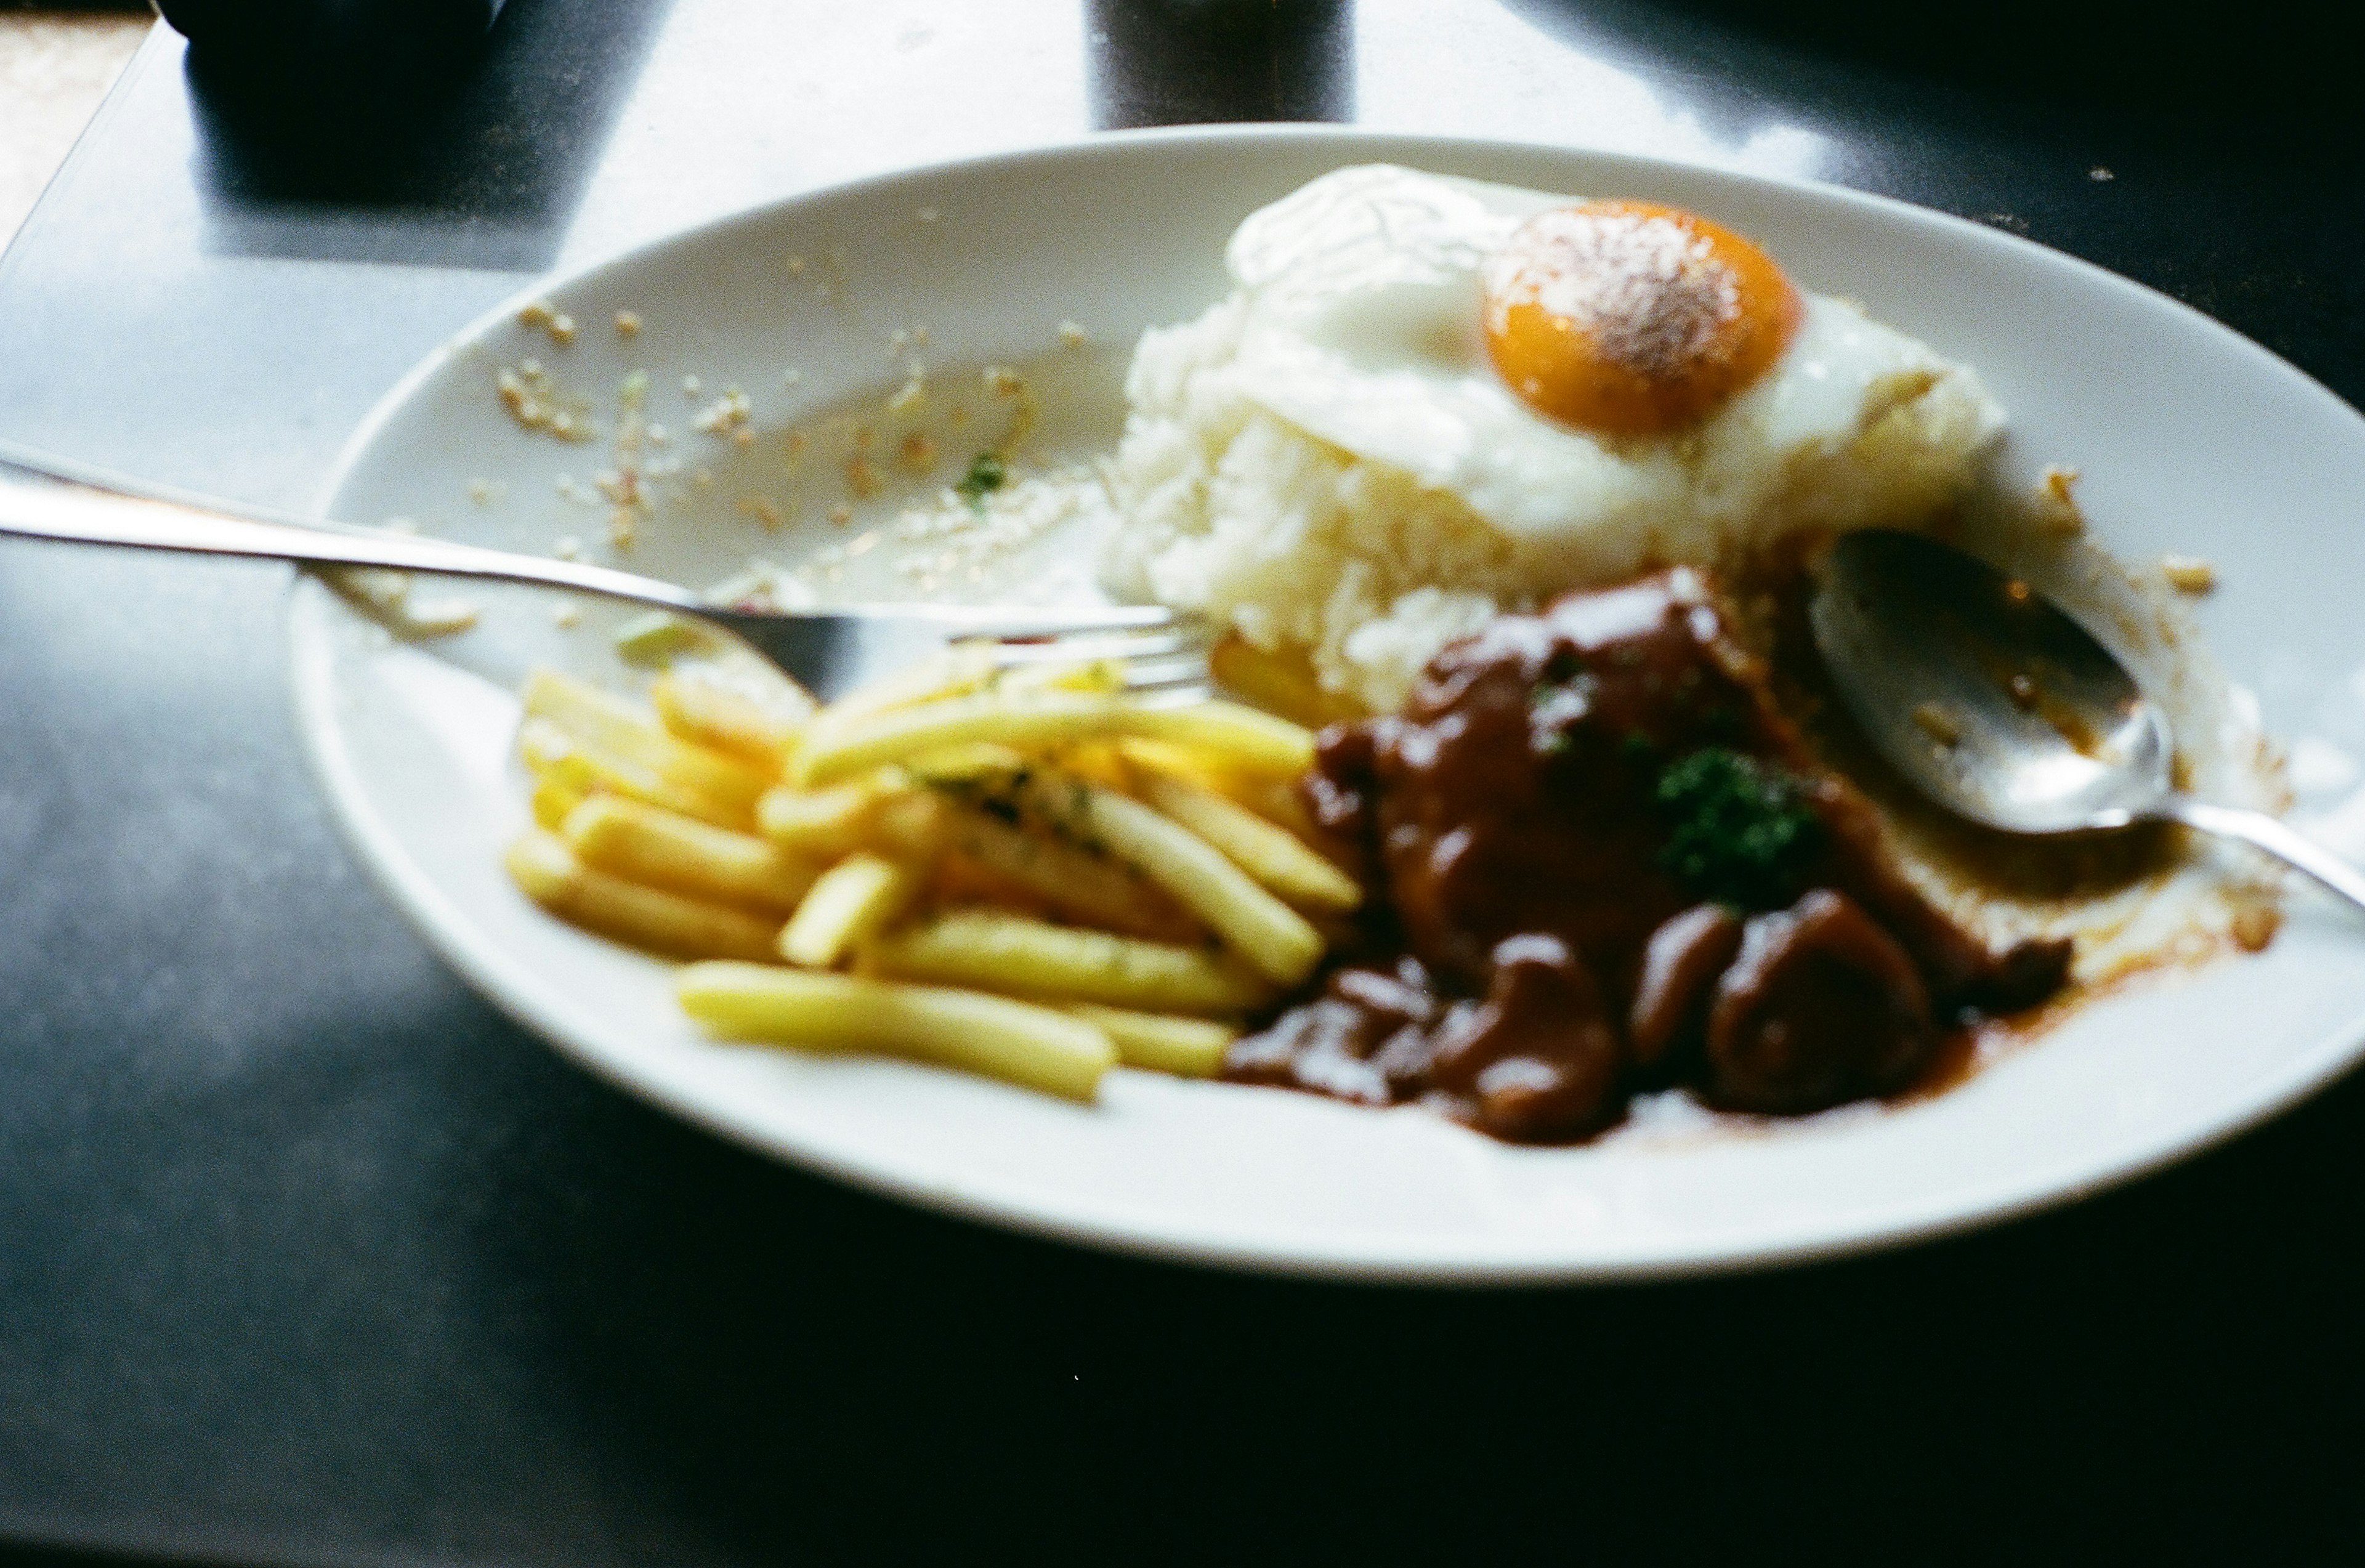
[862,790,950,857]
[993,656,1127,698]
[679,962,1116,1102]
[792,692,1118,784]
[504,830,782,961]
[524,667,774,813]
[1112,701,1316,775]
[995,767,1324,985]
[755,782,887,858]
[1064,1003,1235,1078]
[1117,737,1301,822]
[779,853,918,968]
[1134,772,1362,913]
[791,692,1315,785]
[900,742,1029,785]
[531,774,588,831]
[1046,739,1133,791]
[561,794,820,914]
[933,796,1193,940]
[1208,632,1363,729]
[652,668,811,766]
[926,847,1058,919]
[811,642,1002,728]
[865,909,1270,1016]
[520,718,754,830]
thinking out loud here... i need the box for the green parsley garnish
[1654,746,1821,909]
[955,451,1008,509]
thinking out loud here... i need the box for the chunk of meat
[1704,889,1933,1113]
[1628,903,1745,1069]
[1426,934,1625,1142]
[1225,956,1437,1107]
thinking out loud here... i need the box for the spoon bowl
[1810,530,2173,833]
[1809,528,2365,913]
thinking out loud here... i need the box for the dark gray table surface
[4,3,2360,1562]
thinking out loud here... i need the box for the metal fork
[0,442,1208,704]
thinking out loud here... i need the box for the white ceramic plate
[297,127,2365,1282]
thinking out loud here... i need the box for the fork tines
[979,617,1213,705]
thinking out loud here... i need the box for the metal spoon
[1809,528,2365,913]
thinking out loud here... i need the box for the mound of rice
[1099,293,2007,714]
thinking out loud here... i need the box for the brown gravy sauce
[1224,567,2079,1144]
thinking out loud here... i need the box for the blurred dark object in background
[1089,0,1354,129]
[155,0,503,90]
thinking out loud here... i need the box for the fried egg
[1217,163,2002,565]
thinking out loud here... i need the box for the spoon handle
[2157,796,2365,915]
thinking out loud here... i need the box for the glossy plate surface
[296,127,2365,1281]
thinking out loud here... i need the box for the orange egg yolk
[1482,200,1802,439]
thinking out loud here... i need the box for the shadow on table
[1510,0,2362,153]
[185,0,676,272]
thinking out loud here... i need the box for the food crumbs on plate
[2230,900,2281,953]
[828,503,853,526]
[2008,673,2039,709]
[497,361,596,442]
[738,495,785,531]
[682,374,702,396]
[608,506,637,550]
[552,605,582,629]
[467,477,504,506]
[786,255,805,273]
[1913,701,1963,746]
[1058,320,1088,349]
[517,300,577,346]
[404,598,480,636]
[2089,166,2115,181]
[693,389,753,438]
[846,455,883,499]
[2162,554,2217,594]
[2037,466,2084,535]
[614,310,642,338]
[552,534,582,560]
[900,432,938,473]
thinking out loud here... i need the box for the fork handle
[0,445,702,613]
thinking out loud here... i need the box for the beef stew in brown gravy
[1226,568,2071,1143]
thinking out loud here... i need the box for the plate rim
[290,122,2365,1284]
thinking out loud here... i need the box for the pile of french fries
[503,644,1360,1104]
